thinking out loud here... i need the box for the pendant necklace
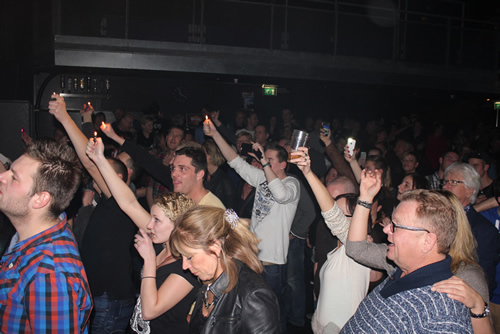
[203,283,215,309]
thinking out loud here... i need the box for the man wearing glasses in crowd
[342,189,473,332]
[443,162,500,297]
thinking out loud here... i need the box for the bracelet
[262,163,271,168]
[356,198,373,209]
[142,276,156,280]
[470,302,490,318]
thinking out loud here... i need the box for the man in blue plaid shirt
[0,139,92,333]
[425,150,459,190]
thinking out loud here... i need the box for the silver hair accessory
[224,209,239,229]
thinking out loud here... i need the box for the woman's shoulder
[455,263,489,302]
[157,259,201,287]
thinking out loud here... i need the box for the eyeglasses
[441,179,464,186]
[391,221,430,233]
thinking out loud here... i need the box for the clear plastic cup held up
[289,129,309,161]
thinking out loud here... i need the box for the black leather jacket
[189,261,280,334]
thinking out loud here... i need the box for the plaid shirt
[0,217,92,333]
[426,171,442,190]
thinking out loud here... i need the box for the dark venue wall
[0,0,499,141]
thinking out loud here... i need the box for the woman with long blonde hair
[86,138,200,334]
[170,206,280,334]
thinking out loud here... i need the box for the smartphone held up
[346,138,356,157]
[240,143,263,160]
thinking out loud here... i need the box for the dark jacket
[204,167,235,209]
[466,205,500,296]
[189,261,280,334]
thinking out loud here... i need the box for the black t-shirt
[150,260,201,333]
[80,196,137,300]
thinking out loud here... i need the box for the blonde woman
[170,206,280,333]
[86,138,200,333]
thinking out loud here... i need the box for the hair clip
[224,209,239,229]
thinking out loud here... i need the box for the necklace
[202,284,215,309]
[157,251,174,268]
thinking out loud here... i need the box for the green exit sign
[262,84,278,96]
[495,101,500,110]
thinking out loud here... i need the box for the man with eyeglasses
[443,162,500,297]
[342,189,473,333]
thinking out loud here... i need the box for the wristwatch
[469,302,490,318]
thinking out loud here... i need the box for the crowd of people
[0,94,499,333]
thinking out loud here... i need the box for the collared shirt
[0,217,92,333]
[425,171,442,190]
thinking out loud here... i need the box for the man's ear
[196,169,205,181]
[484,163,490,172]
[31,191,51,210]
[465,187,474,201]
[422,232,438,254]
[280,161,287,170]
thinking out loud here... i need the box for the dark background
[0,0,499,159]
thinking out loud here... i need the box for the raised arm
[210,110,238,146]
[320,130,357,185]
[344,169,395,273]
[344,146,362,184]
[85,138,150,231]
[101,122,173,190]
[347,169,382,242]
[204,118,238,163]
[48,94,111,198]
[290,147,334,212]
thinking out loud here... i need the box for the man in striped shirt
[0,139,92,333]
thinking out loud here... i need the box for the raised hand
[359,169,382,201]
[99,122,117,140]
[344,145,354,163]
[210,110,222,127]
[319,128,332,146]
[134,228,156,263]
[290,147,311,175]
[203,119,218,137]
[48,93,70,121]
[80,102,94,122]
[85,137,105,162]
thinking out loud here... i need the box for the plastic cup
[289,130,309,161]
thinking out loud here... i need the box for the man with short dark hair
[468,151,495,203]
[0,139,92,333]
[171,144,225,207]
[425,150,459,189]
[49,94,138,333]
[102,125,224,208]
[255,124,270,147]
[206,122,300,333]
